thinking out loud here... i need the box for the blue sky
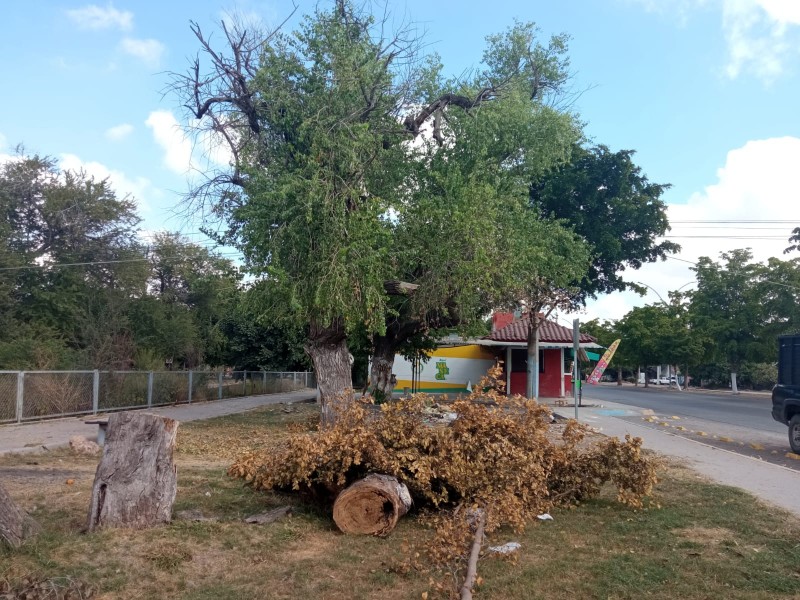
[1,0,799,322]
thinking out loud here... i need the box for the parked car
[771,334,800,453]
[648,376,676,385]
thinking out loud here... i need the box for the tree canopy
[530,144,678,301]
[172,1,591,414]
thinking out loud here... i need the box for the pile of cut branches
[229,366,658,597]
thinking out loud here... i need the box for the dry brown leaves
[228,366,659,596]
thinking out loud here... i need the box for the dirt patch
[674,525,735,546]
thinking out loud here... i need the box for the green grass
[2,404,800,599]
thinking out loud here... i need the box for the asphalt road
[577,383,798,471]
[580,383,781,433]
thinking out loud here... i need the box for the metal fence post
[263,371,266,394]
[187,371,193,404]
[15,372,24,423]
[243,371,248,396]
[293,372,298,389]
[147,371,154,408]
[218,371,223,400]
[92,370,100,415]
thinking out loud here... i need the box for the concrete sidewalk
[567,399,800,514]
[0,390,316,455]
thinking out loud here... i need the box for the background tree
[0,153,146,369]
[530,144,679,301]
[688,249,768,393]
[785,226,800,254]
[614,305,670,387]
[129,233,241,369]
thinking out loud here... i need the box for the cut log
[87,412,179,531]
[0,481,40,548]
[333,474,411,536]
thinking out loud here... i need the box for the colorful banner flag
[587,339,621,385]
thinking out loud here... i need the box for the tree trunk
[87,412,179,532]
[636,366,640,387]
[731,371,739,394]
[367,334,398,401]
[526,315,540,399]
[0,481,40,548]
[305,318,353,425]
[617,368,623,386]
[674,365,683,391]
[332,474,412,536]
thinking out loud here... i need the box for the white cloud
[0,132,14,165]
[119,37,166,68]
[578,136,800,322]
[66,3,133,31]
[105,123,134,141]
[629,0,800,81]
[145,110,235,176]
[59,153,155,212]
[145,110,193,175]
[722,0,796,80]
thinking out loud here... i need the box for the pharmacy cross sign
[435,360,450,381]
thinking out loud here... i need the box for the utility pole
[573,318,580,420]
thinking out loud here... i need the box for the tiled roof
[486,316,596,344]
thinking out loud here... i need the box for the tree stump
[0,481,40,548]
[332,474,411,536]
[87,412,179,531]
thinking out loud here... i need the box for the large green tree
[530,144,679,301]
[689,249,769,393]
[0,153,146,369]
[174,3,584,418]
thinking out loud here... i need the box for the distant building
[391,312,600,398]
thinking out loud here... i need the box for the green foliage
[0,152,145,368]
[689,249,771,371]
[180,3,587,398]
[0,154,254,371]
[215,285,310,371]
[530,144,679,301]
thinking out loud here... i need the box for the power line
[0,251,245,272]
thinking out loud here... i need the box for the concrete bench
[84,418,109,446]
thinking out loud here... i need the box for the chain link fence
[0,370,316,424]
[0,372,18,423]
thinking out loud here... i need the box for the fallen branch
[460,508,486,600]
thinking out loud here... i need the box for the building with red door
[479,312,600,398]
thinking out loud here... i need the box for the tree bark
[87,412,179,532]
[731,371,739,394]
[332,474,412,536]
[617,368,623,386]
[368,335,397,401]
[305,318,353,425]
[0,481,40,548]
